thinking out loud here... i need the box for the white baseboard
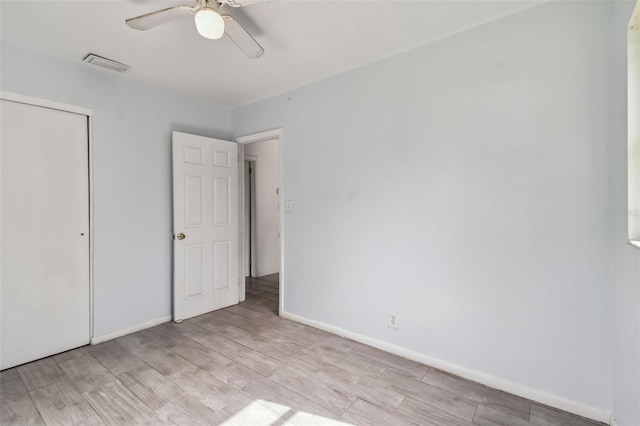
[281,310,613,425]
[257,267,279,277]
[90,315,172,345]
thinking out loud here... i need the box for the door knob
[177,233,186,240]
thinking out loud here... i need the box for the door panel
[185,175,204,227]
[213,241,231,290]
[213,176,230,225]
[186,244,205,298]
[1,99,90,370]
[172,132,239,321]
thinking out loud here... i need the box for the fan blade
[222,15,264,59]
[219,0,274,7]
[126,5,196,31]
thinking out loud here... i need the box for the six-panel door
[172,131,239,321]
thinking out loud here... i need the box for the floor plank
[257,273,279,284]
[184,327,254,357]
[207,310,275,335]
[132,349,195,377]
[473,404,531,426]
[86,341,146,376]
[530,403,603,426]
[247,291,279,303]
[83,380,155,425]
[422,368,531,420]
[168,366,246,412]
[232,347,284,378]
[0,378,45,425]
[312,334,358,355]
[211,362,344,423]
[117,365,184,411]
[203,322,272,351]
[0,368,20,384]
[311,348,385,380]
[17,358,66,392]
[225,304,269,320]
[269,362,357,415]
[258,341,310,361]
[58,355,117,393]
[285,353,405,411]
[342,398,417,426]
[184,330,282,378]
[166,339,232,372]
[349,345,429,380]
[52,347,89,365]
[30,379,102,426]
[115,331,169,360]
[397,396,475,426]
[153,394,227,425]
[380,368,478,422]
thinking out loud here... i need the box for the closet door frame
[0,91,95,341]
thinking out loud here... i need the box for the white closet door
[1,99,90,370]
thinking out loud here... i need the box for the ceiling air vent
[82,54,131,73]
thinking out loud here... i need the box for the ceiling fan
[125,0,265,59]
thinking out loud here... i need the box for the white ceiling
[0,1,538,107]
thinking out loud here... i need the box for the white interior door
[172,131,239,321]
[1,99,90,370]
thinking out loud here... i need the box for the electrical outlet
[388,313,399,329]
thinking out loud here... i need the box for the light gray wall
[232,1,636,416]
[244,139,280,277]
[610,3,640,425]
[0,41,232,337]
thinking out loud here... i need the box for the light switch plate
[285,200,293,213]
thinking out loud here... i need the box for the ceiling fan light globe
[195,8,225,40]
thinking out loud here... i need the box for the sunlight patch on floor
[220,399,354,426]
[287,410,354,426]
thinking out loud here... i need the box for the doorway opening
[236,129,283,315]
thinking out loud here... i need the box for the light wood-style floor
[2,274,603,426]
